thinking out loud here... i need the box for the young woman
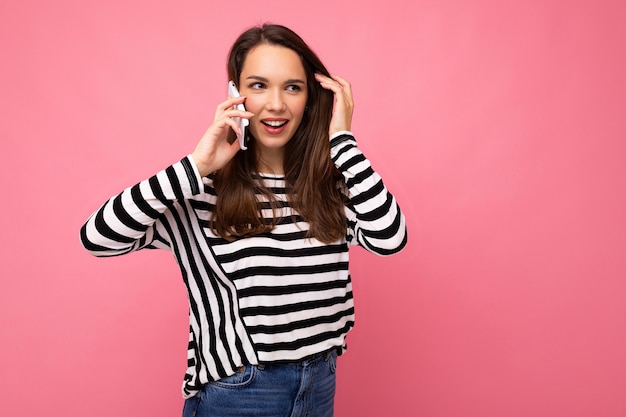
[80,23,407,417]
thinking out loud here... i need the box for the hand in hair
[191,96,254,176]
[315,73,354,136]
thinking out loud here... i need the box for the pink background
[2,0,625,416]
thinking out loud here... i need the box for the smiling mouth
[261,120,288,127]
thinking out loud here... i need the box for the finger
[315,73,343,92]
[216,96,247,113]
[330,74,353,99]
[208,116,242,137]
[222,109,254,120]
[330,74,349,88]
[221,117,243,136]
[214,100,251,124]
[217,111,254,136]
[316,74,354,108]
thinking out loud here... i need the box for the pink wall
[2,0,625,416]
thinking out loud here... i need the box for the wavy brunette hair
[211,24,346,243]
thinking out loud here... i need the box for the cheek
[243,96,262,114]
[291,97,308,119]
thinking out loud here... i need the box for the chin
[250,132,294,150]
[256,139,291,149]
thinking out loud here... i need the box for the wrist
[190,153,214,177]
[329,130,353,141]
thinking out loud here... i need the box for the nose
[266,88,286,112]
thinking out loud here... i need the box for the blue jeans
[182,350,338,417]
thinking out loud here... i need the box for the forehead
[241,44,306,79]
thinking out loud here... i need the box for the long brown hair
[211,24,346,243]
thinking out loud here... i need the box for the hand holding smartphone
[228,81,249,150]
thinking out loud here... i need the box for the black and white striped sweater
[80,132,407,398]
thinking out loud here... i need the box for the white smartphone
[228,80,249,150]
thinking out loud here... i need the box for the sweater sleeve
[330,133,408,256]
[80,155,204,257]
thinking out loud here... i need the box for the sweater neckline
[256,172,285,179]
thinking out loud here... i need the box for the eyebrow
[245,75,306,84]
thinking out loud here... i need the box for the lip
[260,118,289,135]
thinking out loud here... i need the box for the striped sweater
[80,132,407,398]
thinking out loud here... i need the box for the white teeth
[263,120,287,127]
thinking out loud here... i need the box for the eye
[249,82,265,89]
[286,84,302,92]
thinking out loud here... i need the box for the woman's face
[238,43,308,159]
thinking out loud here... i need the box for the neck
[256,147,285,175]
